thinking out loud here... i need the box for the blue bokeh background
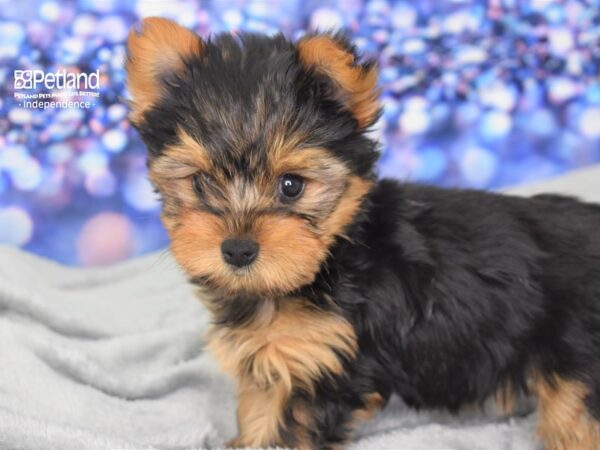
[1,0,599,265]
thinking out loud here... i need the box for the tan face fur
[149,130,371,295]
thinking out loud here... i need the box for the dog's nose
[221,239,259,268]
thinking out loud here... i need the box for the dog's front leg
[228,375,385,450]
[227,377,289,448]
[227,381,345,450]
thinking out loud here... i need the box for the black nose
[221,239,259,268]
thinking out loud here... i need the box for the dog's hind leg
[533,373,600,450]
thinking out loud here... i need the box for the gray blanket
[1,165,599,450]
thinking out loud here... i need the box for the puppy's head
[126,18,380,296]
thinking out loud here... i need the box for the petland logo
[13,69,100,109]
[14,70,99,90]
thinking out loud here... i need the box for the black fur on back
[291,180,600,445]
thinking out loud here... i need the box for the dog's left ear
[126,17,203,124]
[297,33,380,130]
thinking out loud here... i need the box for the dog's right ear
[126,17,203,124]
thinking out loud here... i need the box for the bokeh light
[76,212,134,266]
[0,207,34,246]
[1,0,600,266]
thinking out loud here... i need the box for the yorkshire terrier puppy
[126,18,600,450]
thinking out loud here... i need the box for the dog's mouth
[188,265,256,290]
[226,265,254,276]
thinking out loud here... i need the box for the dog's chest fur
[207,299,357,392]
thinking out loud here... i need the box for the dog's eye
[278,174,304,201]
[192,173,211,196]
